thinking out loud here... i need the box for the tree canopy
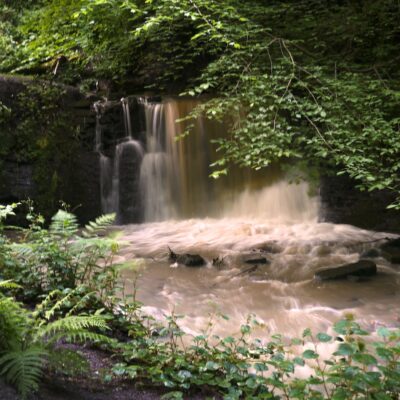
[1,0,399,207]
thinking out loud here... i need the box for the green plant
[1,204,118,301]
[108,312,400,400]
[0,281,112,398]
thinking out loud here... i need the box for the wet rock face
[314,259,377,281]
[0,75,102,222]
[320,174,400,233]
[380,239,400,264]
[0,162,35,203]
[118,145,143,223]
[60,151,102,223]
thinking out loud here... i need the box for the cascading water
[95,97,143,222]
[139,100,176,221]
[138,98,318,222]
[94,95,399,339]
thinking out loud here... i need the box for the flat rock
[314,260,377,281]
[243,256,269,265]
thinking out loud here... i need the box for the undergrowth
[1,204,399,399]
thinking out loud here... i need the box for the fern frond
[8,243,34,258]
[71,237,119,255]
[42,290,75,321]
[49,210,79,237]
[0,296,29,351]
[47,330,114,346]
[35,315,109,341]
[0,346,47,399]
[82,213,116,238]
[66,291,98,317]
[33,289,63,321]
[0,280,21,290]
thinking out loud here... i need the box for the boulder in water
[314,260,377,281]
[168,247,206,267]
[361,248,380,259]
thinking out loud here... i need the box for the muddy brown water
[116,216,400,342]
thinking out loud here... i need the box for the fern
[0,347,48,399]
[36,315,109,341]
[0,296,29,351]
[0,280,21,290]
[47,330,114,346]
[82,213,116,238]
[49,210,79,238]
[8,242,34,258]
[0,291,111,398]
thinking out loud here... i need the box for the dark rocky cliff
[0,75,101,222]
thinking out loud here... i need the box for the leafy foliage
[0,282,111,398]
[3,0,399,207]
[0,203,118,301]
[109,312,400,399]
[2,205,400,399]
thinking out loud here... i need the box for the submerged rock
[244,256,269,265]
[314,260,377,281]
[361,248,380,259]
[254,242,282,254]
[168,247,206,267]
[212,256,225,268]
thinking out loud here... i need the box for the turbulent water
[95,96,400,338]
[116,214,399,339]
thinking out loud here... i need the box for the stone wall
[0,75,101,223]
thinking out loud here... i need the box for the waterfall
[95,97,143,222]
[95,96,319,223]
[94,101,103,152]
[140,101,176,221]
[121,97,133,138]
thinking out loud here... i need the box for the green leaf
[316,333,332,342]
[302,350,318,359]
[334,343,355,356]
